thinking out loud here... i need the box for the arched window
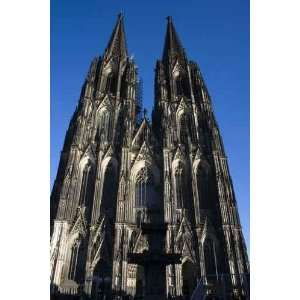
[174,163,185,209]
[196,163,212,210]
[78,162,93,207]
[135,167,157,209]
[120,78,128,99]
[97,109,111,143]
[175,74,190,98]
[182,260,197,299]
[101,161,117,220]
[176,77,183,96]
[178,113,189,145]
[68,240,85,282]
[204,239,217,280]
[106,73,118,94]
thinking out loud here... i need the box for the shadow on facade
[51,276,249,300]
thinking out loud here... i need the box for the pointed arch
[172,62,190,98]
[120,73,129,99]
[100,61,118,95]
[176,107,190,145]
[105,72,118,94]
[67,237,86,282]
[181,258,197,299]
[131,160,160,187]
[131,119,152,149]
[120,62,135,99]
[194,159,213,210]
[77,157,95,208]
[172,159,186,209]
[175,75,184,96]
[134,166,157,209]
[78,162,92,206]
[131,160,160,222]
[95,106,112,143]
[203,238,217,281]
[175,75,190,98]
[100,157,118,221]
[179,113,189,144]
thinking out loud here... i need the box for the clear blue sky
[51,0,249,251]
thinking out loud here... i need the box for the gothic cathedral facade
[51,15,250,300]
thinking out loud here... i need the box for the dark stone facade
[51,14,249,300]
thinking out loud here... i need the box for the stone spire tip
[118,12,124,20]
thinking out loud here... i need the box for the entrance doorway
[135,265,145,299]
[182,260,197,299]
[91,260,111,300]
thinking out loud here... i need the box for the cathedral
[50,14,250,300]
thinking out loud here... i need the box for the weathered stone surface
[51,14,249,300]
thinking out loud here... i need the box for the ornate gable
[97,94,113,111]
[175,216,196,262]
[173,145,185,161]
[69,207,87,237]
[133,231,149,253]
[200,217,218,244]
[133,141,153,166]
[176,97,188,114]
[104,145,114,159]
[90,215,112,268]
[172,59,186,77]
[132,119,151,149]
[192,147,203,162]
[81,144,96,165]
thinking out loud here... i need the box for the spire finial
[118,11,124,20]
[167,16,172,23]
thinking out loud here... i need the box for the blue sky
[51,0,249,251]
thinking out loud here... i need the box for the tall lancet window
[135,167,157,209]
[101,161,117,220]
[178,113,189,145]
[176,76,183,97]
[68,239,85,281]
[106,72,118,94]
[196,163,212,210]
[79,162,93,207]
[120,78,128,99]
[175,74,190,98]
[204,239,217,280]
[174,163,185,209]
[97,109,111,143]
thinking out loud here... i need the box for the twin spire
[104,13,128,61]
[104,14,186,63]
[162,16,187,63]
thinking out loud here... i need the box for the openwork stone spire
[162,16,187,64]
[104,13,128,61]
